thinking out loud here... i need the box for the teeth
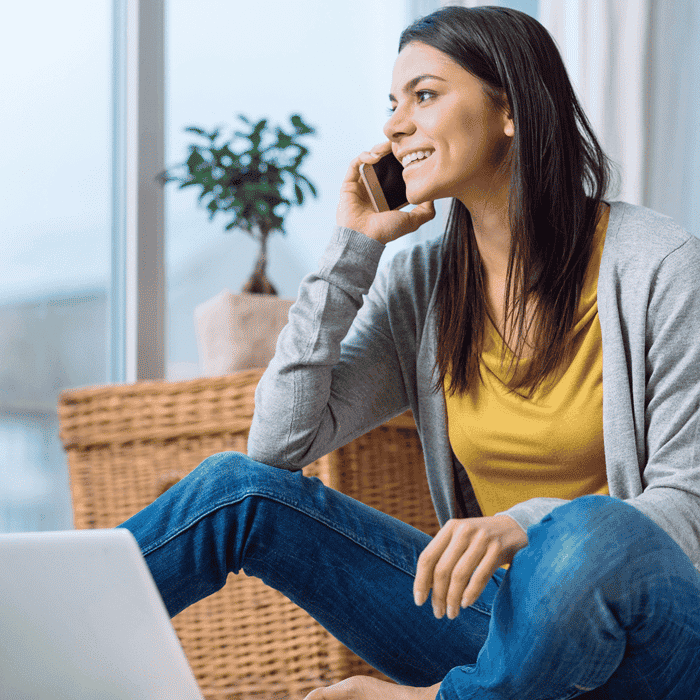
[401,150,434,168]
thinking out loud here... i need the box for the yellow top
[445,207,610,517]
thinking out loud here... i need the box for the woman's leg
[438,495,700,700]
[118,451,502,687]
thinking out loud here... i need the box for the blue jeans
[119,452,700,699]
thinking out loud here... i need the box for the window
[165,0,409,379]
[0,2,111,531]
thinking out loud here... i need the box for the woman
[121,6,700,699]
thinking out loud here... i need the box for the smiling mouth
[401,150,434,169]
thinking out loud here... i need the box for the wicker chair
[58,368,439,700]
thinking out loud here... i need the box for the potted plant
[158,114,318,373]
[159,113,317,294]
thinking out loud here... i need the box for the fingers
[304,675,401,700]
[431,526,487,619]
[413,522,453,608]
[338,142,432,243]
[303,688,326,700]
[342,143,391,184]
[303,677,355,700]
[341,154,373,191]
[414,517,526,620]
[453,540,500,611]
[369,140,393,157]
[405,200,436,229]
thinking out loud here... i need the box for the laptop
[0,528,204,699]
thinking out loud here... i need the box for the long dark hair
[399,6,615,397]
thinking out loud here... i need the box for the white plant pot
[194,289,294,375]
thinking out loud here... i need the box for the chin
[406,186,441,207]
[405,171,453,204]
[405,183,430,206]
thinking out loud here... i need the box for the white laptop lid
[0,528,204,700]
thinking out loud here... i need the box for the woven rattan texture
[58,370,435,699]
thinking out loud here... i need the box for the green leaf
[271,213,285,231]
[297,175,318,198]
[275,129,293,150]
[186,149,205,170]
[294,184,304,205]
[248,131,262,151]
[290,114,314,135]
[198,186,213,202]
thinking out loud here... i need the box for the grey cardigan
[248,201,700,572]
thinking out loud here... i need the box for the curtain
[540,0,699,234]
[642,0,700,236]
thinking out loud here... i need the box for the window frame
[111,0,166,383]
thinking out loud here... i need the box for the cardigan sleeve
[247,226,412,469]
[619,232,700,568]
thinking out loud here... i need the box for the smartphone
[359,152,408,212]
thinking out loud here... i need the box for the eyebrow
[388,74,446,102]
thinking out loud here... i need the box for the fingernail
[414,590,425,606]
[447,606,458,620]
[433,603,444,619]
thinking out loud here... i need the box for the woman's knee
[156,452,269,506]
[195,450,258,480]
[526,495,669,571]
[187,451,305,503]
[510,497,673,608]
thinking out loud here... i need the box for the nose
[383,103,415,141]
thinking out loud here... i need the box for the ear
[504,114,514,137]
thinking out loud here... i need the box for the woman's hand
[336,142,435,244]
[303,675,441,700]
[414,515,529,619]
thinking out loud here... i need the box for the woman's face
[384,41,514,206]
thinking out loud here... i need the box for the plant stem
[242,228,277,295]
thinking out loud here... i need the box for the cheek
[438,115,486,162]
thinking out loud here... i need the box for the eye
[387,89,435,116]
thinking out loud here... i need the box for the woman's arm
[618,231,700,564]
[247,225,400,467]
[248,144,435,468]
